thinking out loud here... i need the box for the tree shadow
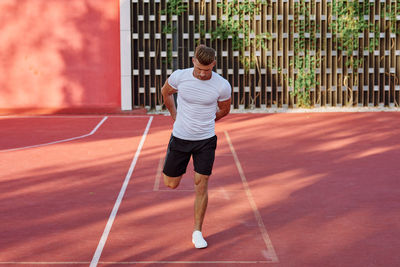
[0,0,120,111]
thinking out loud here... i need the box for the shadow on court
[0,113,399,266]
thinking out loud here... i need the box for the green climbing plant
[208,0,272,108]
[161,0,188,16]
[211,0,271,73]
[289,55,319,108]
[327,0,381,105]
[329,0,377,68]
[288,0,319,108]
[385,0,400,35]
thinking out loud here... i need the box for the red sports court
[1,112,399,266]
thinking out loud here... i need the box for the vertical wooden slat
[326,0,331,106]
[391,0,397,106]
[310,0,316,106]
[288,0,294,107]
[272,0,277,107]
[268,1,273,108]
[396,0,400,106]
[283,0,289,107]
[332,0,338,107]
[138,1,144,107]
[131,0,138,106]
[377,1,383,106]
[320,0,326,106]
[387,0,391,106]
[278,0,284,107]
[363,1,369,106]
[370,0,376,106]
[155,1,161,110]
[357,5,363,107]
[382,0,388,106]
[261,2,267,108]
[149,1,155,109]
[315,0,321,107]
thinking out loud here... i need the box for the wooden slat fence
[131,0,400,111]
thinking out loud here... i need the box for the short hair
[194,44,216,65]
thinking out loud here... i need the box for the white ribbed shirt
[168,68,231,141]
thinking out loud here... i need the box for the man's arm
[161,79,178,121]
[215,98,231,121]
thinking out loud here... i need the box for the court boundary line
[0,116,108,152]
[0,263,89,265]
[0,115,150,118]
[0,260,272,265]
[90,116,154,267]
[224,130,279,263]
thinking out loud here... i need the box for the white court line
[0,263,90,265]
[0,117,108,152]
[90,116,153,267]
[0,261,271,265]
[0,115,149,119]
[153,156,164,191]
[224,130,279,263]
[99,261,272,264]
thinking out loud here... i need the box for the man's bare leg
[192,172,209,248]
[164,174,183,189]
[194,172,209,230]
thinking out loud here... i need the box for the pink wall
[0,0,121,113]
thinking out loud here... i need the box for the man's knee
[164,174,182,189]
[194,173,209,186]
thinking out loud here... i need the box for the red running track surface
[0,113,399,266]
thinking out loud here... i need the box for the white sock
[192,230,207,248]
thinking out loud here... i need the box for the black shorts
[163,135,217,177]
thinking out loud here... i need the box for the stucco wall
[0,0,121,113]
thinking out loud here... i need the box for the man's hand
[215,98,231,121]
[161,79,178,121]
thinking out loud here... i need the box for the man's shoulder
[169,68,193,85]
[172,68,192,76]
[212,72,231,87]
[213,71,228,79]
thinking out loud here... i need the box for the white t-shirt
[168,68,231,141]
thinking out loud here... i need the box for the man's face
[192,58,216,80]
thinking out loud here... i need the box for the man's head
[192,44,216,80]
[194,44,216,65]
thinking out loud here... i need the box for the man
[161,44,231,249]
